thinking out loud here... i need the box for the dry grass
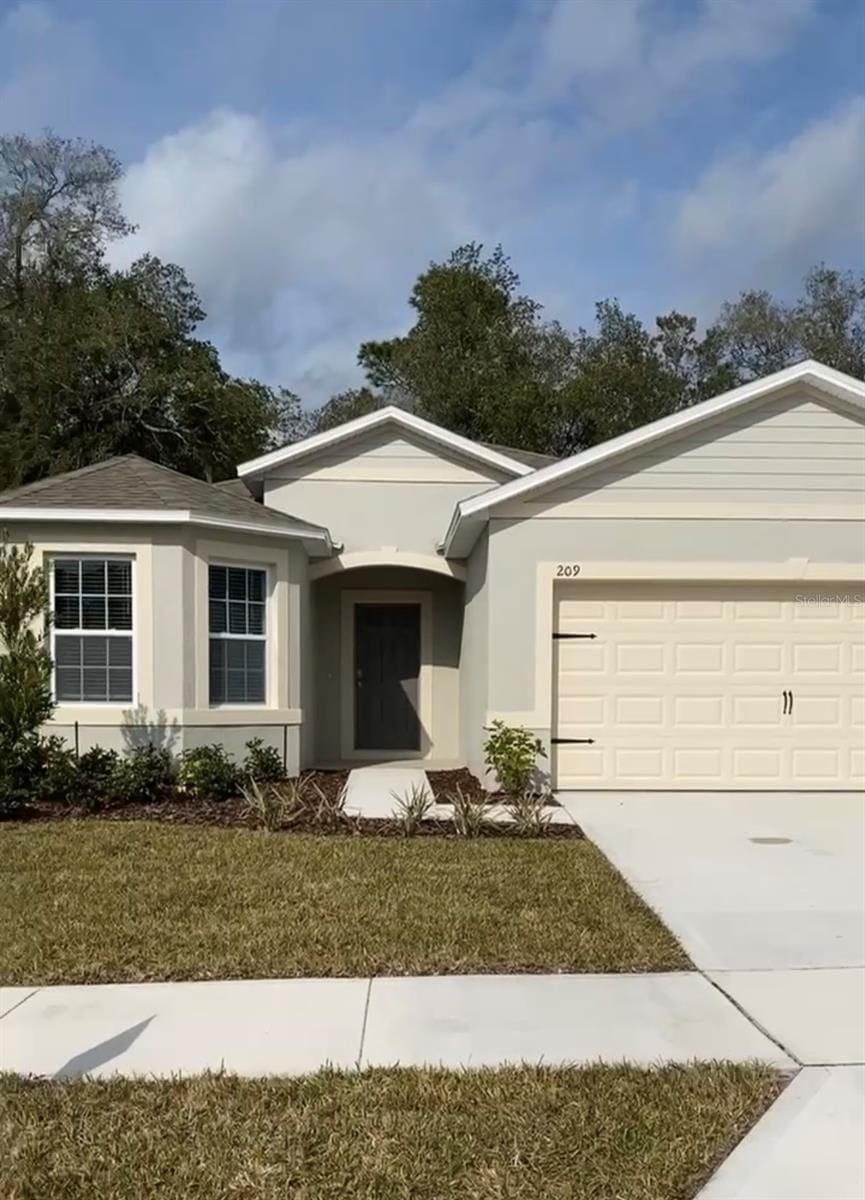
[0,821,690,983]
[0,1064,783,1200]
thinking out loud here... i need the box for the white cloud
[674,96,865,270]
[534,0,816,127]
[113,110,475,400]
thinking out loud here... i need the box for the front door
[354,603,421,751]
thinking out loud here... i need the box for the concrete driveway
[560,790,865,972]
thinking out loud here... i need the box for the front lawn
[0,821,689,982]
[0,1064,783,1200]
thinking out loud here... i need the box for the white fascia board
[442,360,865,556]
[0,507,334,555]
[236,405,534,479]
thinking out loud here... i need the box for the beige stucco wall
[2,520,309,772]
[262,428,508,556]
[459,530,489,780]
[310,566,464,764]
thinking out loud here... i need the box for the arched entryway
[308,564,465,765]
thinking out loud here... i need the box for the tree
[705,266,865,382]
[0,536,53,809]
[358,243,562,450]
[308,387,384,434]
[0,133,291,487]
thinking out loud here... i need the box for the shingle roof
[0,455,331,542]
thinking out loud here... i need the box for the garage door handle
[782,689,793,715]
[789,690,794,715]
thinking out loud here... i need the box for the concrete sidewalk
[0,972,792,1080]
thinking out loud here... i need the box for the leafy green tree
[704,266,865,382]
[308,387,384,433]
[358,243,562,451]
[0,133,292,487]
[0,536,53,809]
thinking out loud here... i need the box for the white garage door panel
[554,583,865,789]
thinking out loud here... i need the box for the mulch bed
[3,768,582,839]
[426,767,560,807]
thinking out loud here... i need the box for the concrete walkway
[560,791,865,1200]
[0,972,792,1080]
[343,765,431,820]
[697,1067,865,1200]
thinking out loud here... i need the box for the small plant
[243,737,286,784]
[241,778,290,832]
[483,719,547,795]
[506,788,553,837]
[391,782,433,836]
[176,745,241,803]
[449,784,489,837]
[114,745,175,805]
[307,777,348,831]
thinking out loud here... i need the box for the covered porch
[306,559,466,768]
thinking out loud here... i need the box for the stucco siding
[459,531,489,780]
[266,477,497,555]
[503,391,865,518]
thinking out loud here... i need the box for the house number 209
[556,563,581,577]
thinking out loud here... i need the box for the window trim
[49,553,136,707]
[207,561,270,708]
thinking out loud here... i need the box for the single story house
[1,359,863,790]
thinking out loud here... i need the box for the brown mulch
[426,767,560,807]
[3,767,582,839]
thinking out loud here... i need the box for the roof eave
[0,507,334,554]
[441,360,865,549]
[237,406,535,480]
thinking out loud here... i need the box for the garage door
[553,583,865,790]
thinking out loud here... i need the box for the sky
[1,0,864,405]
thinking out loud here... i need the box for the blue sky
[2,0,864,403]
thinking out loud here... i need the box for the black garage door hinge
[553,632,597,639]
[551,737,596,745]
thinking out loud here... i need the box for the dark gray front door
[354,603,421,751]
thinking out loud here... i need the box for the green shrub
[0,536,54,814]
[76,747,122,811]
[483,719,547,794]
[176,745,241,803]
[243,737,286,784]
[114,745,175,805]
[37,736,81,805]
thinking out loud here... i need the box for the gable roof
[442,360,865,556]
[0,455,333,555]
[237,405,537,480]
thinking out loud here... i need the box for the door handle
[782,690,790,715]
[789,690,794,716]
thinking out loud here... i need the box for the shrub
[0,536,54,813]
[114,745,175,805]
[176,745,241,803]
[243,737,286,784]
[37,736,81,805]
[76,746,122,811]
[391,782,433,836]
[506,788,553,837]
[449,784,489,837]
[483,719,547,795]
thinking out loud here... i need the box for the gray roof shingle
[0,455,330,541]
